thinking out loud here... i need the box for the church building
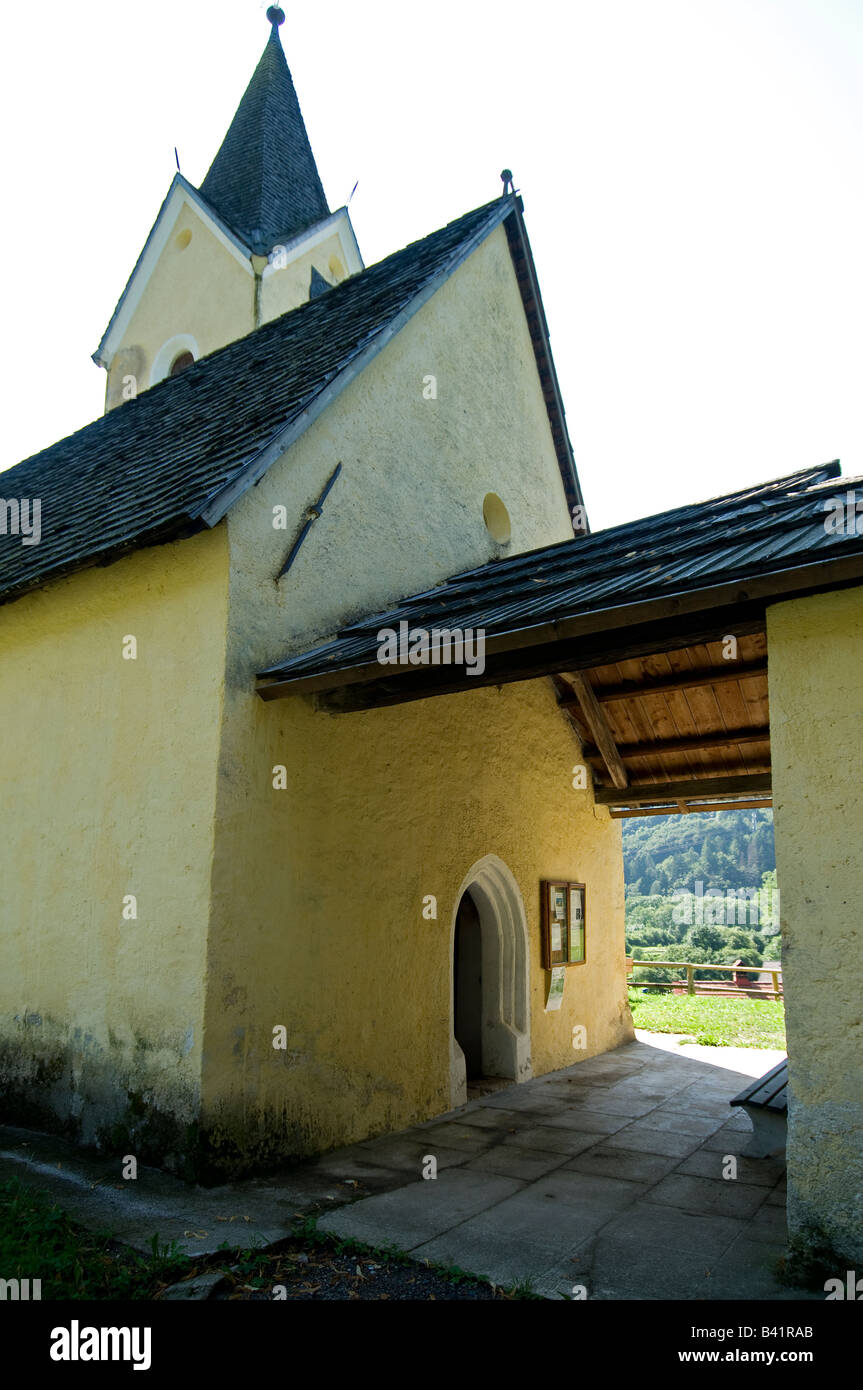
[0,9,629,1177]
[2,8,862,1271]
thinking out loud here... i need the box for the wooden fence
[627,959,783,1001]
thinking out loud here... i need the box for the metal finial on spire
[501,168,514,195]
[266,6,285,26]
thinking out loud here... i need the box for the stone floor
[315,1035,815,1300]
[0,1034,820,1301]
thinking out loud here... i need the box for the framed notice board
[541,880,587,969]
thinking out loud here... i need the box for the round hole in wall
[176,228,192,250]
[483,492,511,544]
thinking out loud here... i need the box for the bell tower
[94,7,363,412]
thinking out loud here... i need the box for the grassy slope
[628,989,787,1049]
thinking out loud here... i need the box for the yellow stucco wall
[2,215,630,1176]
[260,229,348,323]
[104,200,253,411]
[201,680,629,1166]
[198,222,631,1170]
[225,221,578,670]
[0,528,229,1170]
[768,584,863,1264]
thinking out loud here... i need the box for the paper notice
[545,965,566,1011]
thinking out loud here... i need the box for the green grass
[0,1183,537,1300]
[0,1177,188,1299]
[628,987,786,1049]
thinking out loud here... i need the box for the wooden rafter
[563,670,628,790]
[609,798,773,819]
[584,660,767,704]
[595,772,771,807]
[550,674,591,748]
[582,726,770,761]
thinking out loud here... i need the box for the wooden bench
[730,1058,788,1159]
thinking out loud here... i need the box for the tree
[689,924,725,954]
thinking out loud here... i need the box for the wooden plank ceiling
[552,633,771,818]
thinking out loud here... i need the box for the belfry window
[170,351,195,376]
[150,335,199,387]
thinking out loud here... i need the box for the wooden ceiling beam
[583,725,770,760]
[563,670,629,789]
[595,772,771,806]
[609,797,773,819]
[550,674,593,757]
[582,660,768,704]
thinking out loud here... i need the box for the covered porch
[257,461,863,1267]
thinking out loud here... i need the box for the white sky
[2,0,861,530]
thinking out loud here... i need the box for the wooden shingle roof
[1,197,529,608]
[199,12,329,254]
[257,461,863,814]
[258,462,863,693]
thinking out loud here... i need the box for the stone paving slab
[598,1201,749,1258]
[353,1135,467,1173]
[473,1092,562,1117]
[676,1147,785,1187]
[572,1092,664,1117]
[579,1238,728,1301]
[463,1144,569,1182]
[407,1170,646,1284]
[602,1126,702,1158]
[413,1230,582,1296]
[431,1106,533,1133]
[626,1109,725,1137]
[498,1124,601,1157]
[643,1172,768,1220]
[701,1123,766,1153]
[315,1169,524,1249]
[410,1120,500,1149]
[538,1108,631,1135]
[563,1145,681,1184]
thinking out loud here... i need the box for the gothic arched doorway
[450,855,532,1108]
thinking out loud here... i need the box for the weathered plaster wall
[224,221,577,672]
[199,222,630,1172]
[768,585,863,1264]
[0,528,229,1171]
[105,200,253,410]
[260,229,349,322]
[200,680,629,1170]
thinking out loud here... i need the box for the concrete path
[0,1036,819,1300]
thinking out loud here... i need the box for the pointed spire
[200,9,330,254]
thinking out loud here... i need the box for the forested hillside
[621,809,778,975]
[622,808,774,895]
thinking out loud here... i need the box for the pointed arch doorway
[450,855,532,1109]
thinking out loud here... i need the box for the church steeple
[95,7,362,411]
[200,6,330,255]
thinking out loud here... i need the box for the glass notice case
[541,879,587,969]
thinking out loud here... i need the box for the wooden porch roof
[552,633,771,818]
[257,463,863,817]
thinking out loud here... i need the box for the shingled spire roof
[199,6,329,255]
